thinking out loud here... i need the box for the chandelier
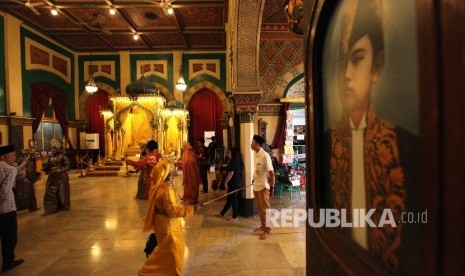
[85,51,98,94]
[175,51,187,91]
[85,74,98,94]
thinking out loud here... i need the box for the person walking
[251,135,275,240]
[135,145,148,200]
[126,140,162,199]
[178,143,201,204]
[214,148,243,221]
[0,145,25,272]
[138,159,200,276]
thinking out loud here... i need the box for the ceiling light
[175,51,186,91]
[51,7,58,16]
[85,74,98,94]
[167,7,174,15]
[133,33,139,41]
[109,7,116,15]
[175,74,186,91]
[85,54,98,94]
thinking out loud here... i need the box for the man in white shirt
[0,145,25,272]
[251,135,275,240]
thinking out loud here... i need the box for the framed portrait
[307,0,425,275]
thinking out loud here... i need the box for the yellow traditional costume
[138,159,194,276]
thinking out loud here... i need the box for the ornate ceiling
[0,0,227,52]
[0,0,293,52]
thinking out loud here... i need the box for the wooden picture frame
[305,0,435,275]
[257,118,267,139]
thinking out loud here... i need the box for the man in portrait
[324,0,418,273]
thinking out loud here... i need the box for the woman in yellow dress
[139,159,199,276]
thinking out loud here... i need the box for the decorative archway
[276,63,304,99]
[85,90,111,155]
[188,88,224,152]
[282,73,305,100]
[184,80,231,116]
[31,82,70,148]
[79,82,119,121]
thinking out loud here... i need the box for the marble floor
[5,170,306,276]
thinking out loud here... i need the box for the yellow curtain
[164,116,180,154]
[132,105,152,145]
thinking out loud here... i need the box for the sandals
[254,227,264,233]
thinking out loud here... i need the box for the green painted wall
[21,28,75,119]
[184,53,226,92]
[0,16,6,115]
[78,54,120,95]
[130,53,173,93]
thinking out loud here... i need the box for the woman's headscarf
[143,159,173,232]
[182,143,195,164]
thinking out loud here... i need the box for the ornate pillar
[162,120,168,155]
[234,93,261,217]
[177,119,183,158]
[221,113,230,158]
[150,115,160,152]
[113,120,122,160]
[232,0,266,93]
[228,0,267,216]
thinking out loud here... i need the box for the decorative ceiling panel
[144,32,185,49]
[123,7,175,28]
[186,33,224,49]
[0,0,227,52]
[177,7,224,27]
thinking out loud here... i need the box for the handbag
[144,233,158,258]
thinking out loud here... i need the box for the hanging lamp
[85,51,98,94]
[85,74,98,94]
[175,51,187,91]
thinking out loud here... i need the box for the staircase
[83,159,134,177]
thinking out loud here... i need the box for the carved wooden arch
[184,80,231,116]
[79,82,119,121]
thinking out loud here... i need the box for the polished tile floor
[5,170,306,275]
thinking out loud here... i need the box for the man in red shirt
[126,140,162,198]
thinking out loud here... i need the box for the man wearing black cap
[251,135,275,240]
[0,145,25,271]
